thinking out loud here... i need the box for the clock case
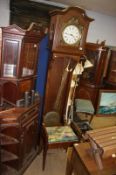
[49,7,94,58]
[44,7,94,122]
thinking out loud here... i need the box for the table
[65,142,116,175]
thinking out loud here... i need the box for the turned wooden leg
[65,147,73,175]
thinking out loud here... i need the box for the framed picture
[97,89,116,116]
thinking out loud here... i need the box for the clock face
[62,25,81,45]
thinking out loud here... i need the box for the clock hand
[69,33,78,41]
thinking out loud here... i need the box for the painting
[97,90,116,115]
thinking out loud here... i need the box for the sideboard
[0,98,40,175]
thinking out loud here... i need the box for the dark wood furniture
[0,24,42,175]
[0,24,43,105]
[86,126,116,170]
[65,142,116,175]
[75,42,109,111]
[0,98,40,175]
[44,7,93,122]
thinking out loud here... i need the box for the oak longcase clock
[44,7,94,119]
[49,7,94,58]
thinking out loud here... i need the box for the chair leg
[42,144,48,170]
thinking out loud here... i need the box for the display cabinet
[0,24,43,105]
[81,42,109,85]
[75,42,109,111]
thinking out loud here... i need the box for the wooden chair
[41,123,79,170]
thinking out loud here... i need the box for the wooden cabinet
[0,99,40,175]
[81,42,109,85]
[0,24,42,175]
[0,24,43,105]
[75,42,109,111]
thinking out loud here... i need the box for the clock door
[49,7,94,57]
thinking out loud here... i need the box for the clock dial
[62,25,81,45]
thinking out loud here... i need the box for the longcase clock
[44,7,94,121]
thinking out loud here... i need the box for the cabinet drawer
[21,106,39,124]
[22,114,38,128]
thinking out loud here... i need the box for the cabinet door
[1,38,21,78]
[22,119,38,164]
[82,43,109,85]
[21,43,39,77]
[106,50,116,85]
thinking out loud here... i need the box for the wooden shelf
[0,134,19,145]
[1,163,18,175]
[1,149,19,162]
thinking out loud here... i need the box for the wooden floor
[24,149,67,175]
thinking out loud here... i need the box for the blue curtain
[36,34,50,129]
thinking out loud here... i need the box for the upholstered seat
[74,99,95,123]
[75,99,95,114]
[46,126,78,143]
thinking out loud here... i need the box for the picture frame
[97,89,116,116]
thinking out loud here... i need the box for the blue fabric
[36,34,50,95]
[36,34,50,130]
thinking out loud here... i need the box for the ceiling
[31,0,116,17]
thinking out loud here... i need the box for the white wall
[86,11,116,46]
[0,0,116,46]
[0,0,10,27]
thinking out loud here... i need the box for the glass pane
[22,43,38,77]
[2,39,19,77]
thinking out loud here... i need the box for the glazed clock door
[49,7,94,56]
